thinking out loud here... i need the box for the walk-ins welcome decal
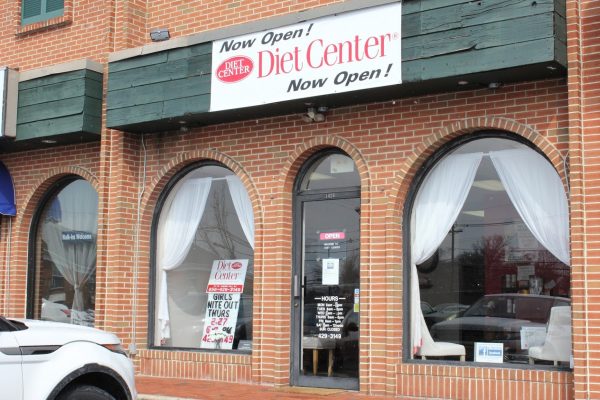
[210,3,402,111]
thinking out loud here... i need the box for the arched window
[299,152,361,191]
[407,136,571,366]
[152,164,254,351]
[29,178,98,327]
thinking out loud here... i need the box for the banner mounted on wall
[210,2,402,111]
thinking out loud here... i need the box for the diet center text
[218,27,398,89]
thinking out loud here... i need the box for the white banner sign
[210,3,402,111]
[201,259,249,349]
[200,293,241,349]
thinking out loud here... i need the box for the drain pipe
[4,217,12,315]
[130,133,147,355]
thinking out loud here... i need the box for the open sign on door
[320,232,345,240]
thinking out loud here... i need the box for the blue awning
[0,162,16,216]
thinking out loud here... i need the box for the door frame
[290,153,360,389]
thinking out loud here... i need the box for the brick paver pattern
[137,376,396,400]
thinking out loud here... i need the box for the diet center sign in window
[200,260,248,350]
[210,2,402,111]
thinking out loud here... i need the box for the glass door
[292,196,360,390]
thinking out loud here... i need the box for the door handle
[294,274,300,298]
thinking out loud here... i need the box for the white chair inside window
[528,306,571,366]
[416,312,465,361]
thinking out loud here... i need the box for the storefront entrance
[291,152,360,390]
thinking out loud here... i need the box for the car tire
[57,385,116,400]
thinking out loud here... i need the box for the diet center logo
[231,261,243,270]
[216,56,254,83]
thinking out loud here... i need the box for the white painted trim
[19,59,104,82]
[1,68,19,138]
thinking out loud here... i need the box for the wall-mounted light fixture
[150,28,170,42]
[301,106,328,123]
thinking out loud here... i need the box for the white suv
[0,316,136,400]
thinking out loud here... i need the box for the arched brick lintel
[391,117,568,216]
[15,166,100,236]
[277,135,371,198]
[142,149,263,226]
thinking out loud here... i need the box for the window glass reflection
[301,153,360,191]
[154,166,254,351]
[415,138,571,366]
[34,179,98,327]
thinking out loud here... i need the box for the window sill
[140,348,252,363]
[405,356,573,372]
[17,15,72,36]
[148,344,252,356]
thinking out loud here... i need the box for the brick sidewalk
[136,376,397,400]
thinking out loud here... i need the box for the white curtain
[43,223,97,312]
[490,149,570,265]
[226,175,255,249]
[57,180,98,230]
[42,181,98,313]
[157,177,212,340]
[410,152,483,354]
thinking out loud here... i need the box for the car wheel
[57,385,116,400]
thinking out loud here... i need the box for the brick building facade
[0,0,599,399]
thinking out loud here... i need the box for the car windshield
[0,317,28,331]
[463,295,555,323]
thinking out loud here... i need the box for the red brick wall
[0,0,595,399]
[0,0,110,70]
[566,1,600,399]
[0,0,152,71]
[101,79,571,398]
[146,0,345,39]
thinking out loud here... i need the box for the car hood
[426,311,458,319]
[431,317,543,333]
[10,319,120,347]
